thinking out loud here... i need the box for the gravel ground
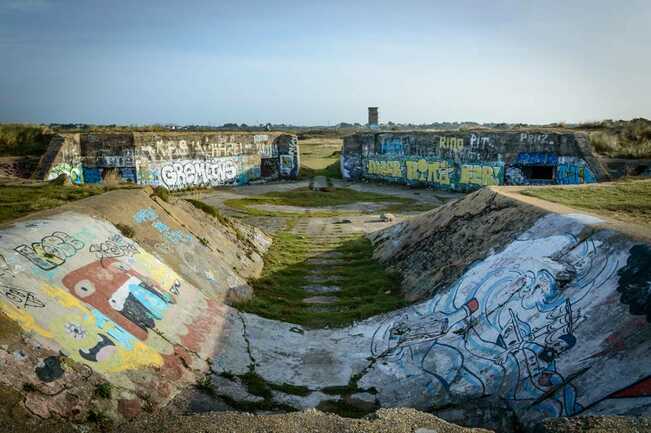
[116,408,494,433]
[532,416,651,433]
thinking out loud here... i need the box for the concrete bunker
[341,131,608,190]
[34,132,300,188]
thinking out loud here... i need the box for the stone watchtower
[368,107,379,129]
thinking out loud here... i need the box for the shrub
[95,382,112,399]
[101,169,122,187]
[22,382,37,392]
[115,223,135,238]
[185,199,233,228]
[152,186,171,203]
[0,124,52,156]
[195,375,215,396]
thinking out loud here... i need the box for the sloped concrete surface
[0,189,270,422]
[0,185,649,431]
[206,194,651,429]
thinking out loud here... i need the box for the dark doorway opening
[522,165,555,181]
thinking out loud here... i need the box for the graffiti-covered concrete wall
[208,193,651,431]
[342,131,607,190]
[36,132,300,188]
[0,189,270,421]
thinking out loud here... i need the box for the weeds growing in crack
[195,374,216,397]
[94,382,112,399]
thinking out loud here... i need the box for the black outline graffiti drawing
[1,284,46,309]
[15,231,84,270]
[89,234,139,261]
[0,254,12,278]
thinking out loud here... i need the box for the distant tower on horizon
[368,107,379,129]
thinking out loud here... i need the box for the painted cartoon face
[62,258,172,341]
[524,348,543,377]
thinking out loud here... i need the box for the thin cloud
[1,0,52,13]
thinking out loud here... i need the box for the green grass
[224,187,416,217]
[185,198,233,227]
[584,118,651,159]
[0,124,52,156]
[299,160,341,179]
[299,137,342,179]
[195,375,216,396]
[94,383,112,399]
[236,220,405,328]
[115,223,135,238]
[151,186,171,202]
[521,179,651,226]
[0,183,106,224]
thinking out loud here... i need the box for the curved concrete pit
[0,181,649,433]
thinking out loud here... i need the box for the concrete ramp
[0,189,270,421]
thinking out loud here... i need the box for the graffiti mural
[556,157,597,184]
[616,244,651,322]
[15,231,85,271]
[0,213,223,382]
[459,163,503,186]
[365,157,503,190]
[343,132,602,190]
[159,158,240,189]
[37,132,300,187]
[368,214,630,419]
[133,207,193,244]
[46,163,84,184]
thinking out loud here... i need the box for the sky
[1,0,650,125]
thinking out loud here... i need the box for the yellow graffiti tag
[367,160,402,177]
[460,164,501,186]
[405,160,452,185]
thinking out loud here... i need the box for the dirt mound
[371,188,545,301]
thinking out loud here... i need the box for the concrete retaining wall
[36,132,300,188]
[342,131,607,190]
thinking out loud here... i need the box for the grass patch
[22,383,37,393]
[299,137,342,179]
[521,179,651,226]
[94,383,112,399]
[87,408,113,431]
[0,124,52,156]
[185,198,233,228]
[236,221,405,328]
[240,370,273,400]
[268,382,311,397]
[316,399,374,418]
[300,160,341,179]
[224,187,414,218]
[115,223,135,238]
[195,375,216,397]
[151,186,171,202]
[584,118,651,159]
[0,183,105,224]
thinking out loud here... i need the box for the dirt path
[490,185,651,242]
